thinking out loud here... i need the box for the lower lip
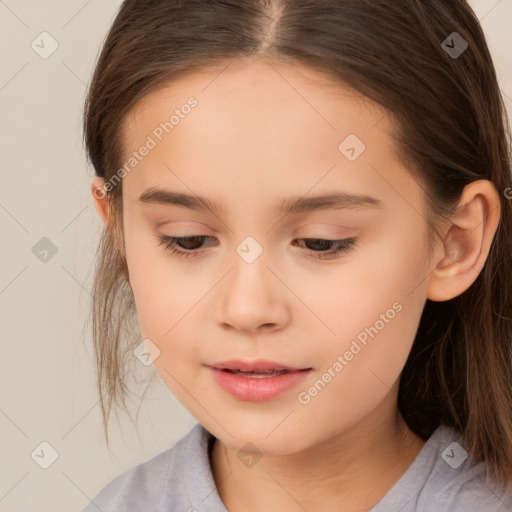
[208,367,312,401]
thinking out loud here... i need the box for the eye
[157,235,215,260]
[157,235,357,260]
[293,238,357,260]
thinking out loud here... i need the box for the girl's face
[118,58,438,453]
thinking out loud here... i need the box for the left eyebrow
[278,192,383,213]
[137,187,383,214]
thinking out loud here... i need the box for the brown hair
[83,0,512,491]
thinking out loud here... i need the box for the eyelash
[156,235,357,260]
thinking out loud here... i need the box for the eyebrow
[138,187,383,214]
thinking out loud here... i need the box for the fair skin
[91,58,500,511]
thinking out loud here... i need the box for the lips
[206,359,312,401]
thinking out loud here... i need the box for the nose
[215,252,290,334]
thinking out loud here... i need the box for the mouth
[217,368,303,378]
[208,359,311,372]
[206,359,312,401]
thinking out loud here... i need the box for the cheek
[122,221,200,338]
[124,206,428,364]
[318,220,425,317]
[308,221,429,379]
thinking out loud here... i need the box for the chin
[209,420,314,456]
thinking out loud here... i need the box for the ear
[91,177,110,226]
[426,179,501,302]
[90,176,131,284]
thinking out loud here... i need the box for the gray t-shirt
[80,422,512,511]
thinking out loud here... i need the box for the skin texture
[91,58,501,511]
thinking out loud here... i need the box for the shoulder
[372,424,512,512]
[79,423,210,512]
[416,425,512,511]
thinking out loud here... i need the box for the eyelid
[155,220,217,232]
[157,220,353,238]
[157,233,357,261]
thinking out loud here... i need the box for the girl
[81,0,512,510]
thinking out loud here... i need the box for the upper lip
[208,359,310,372]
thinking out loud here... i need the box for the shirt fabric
[80,422,512,512]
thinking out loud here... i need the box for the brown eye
[157,235,357,261]
[172,236,207,250]
[293,238,357,259]
[157,235,215,259]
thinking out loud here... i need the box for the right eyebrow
[138,188,223,213]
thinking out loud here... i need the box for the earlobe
[426,180,501,302]
[91,177,110,226]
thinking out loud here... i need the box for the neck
[210,392,426,512]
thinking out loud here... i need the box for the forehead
[122,57,390,150]
[119,58,423,219]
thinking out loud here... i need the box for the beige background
[0,1,510,511]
